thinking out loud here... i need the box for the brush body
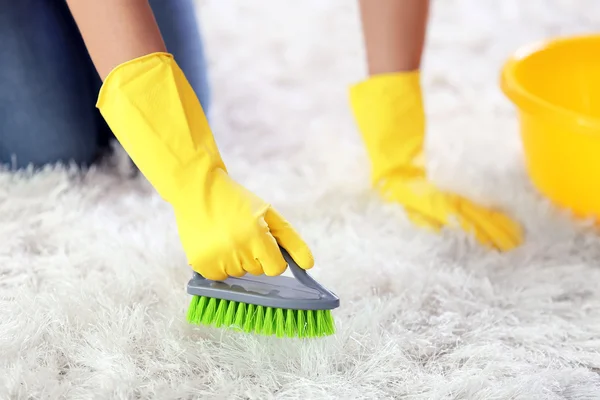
[187,296,335,338]
[186,248,339,338]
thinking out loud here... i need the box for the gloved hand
[97,52,314,280]
[349,72,522,251]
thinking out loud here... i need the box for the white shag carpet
[3,0,600,398]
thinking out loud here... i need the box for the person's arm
[358,0,429,75]
[66,0,166,80]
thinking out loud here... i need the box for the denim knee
[0,0,212,170]
[0,0,106,169]
[0,128,100,170]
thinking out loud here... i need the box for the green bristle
[196,296,209,321]
[322,310,335,336]
[316,309,327,336]
[285,309,296,337]
[188,296,209,324]
[306,310,316,337]
[187,295,336,339]
[223,300,237,326]
[274,308,285,338]
[243,304,256,333]
[233,302,246,329]
[186,296,200,323]
[254,306,265,334]
[263,307,274,336]
[202,297,218,325]
[214,299,229,327]
[297,310,306,338]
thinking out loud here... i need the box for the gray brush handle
[188,246,339,310]
[279,247,337,301]
[191,248,336,300]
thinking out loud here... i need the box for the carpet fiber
[3,0,600,399]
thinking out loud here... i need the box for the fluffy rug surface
[3,0,600,399]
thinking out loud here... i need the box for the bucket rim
[500,34,600,131]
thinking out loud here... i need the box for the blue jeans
[0,0,210,169]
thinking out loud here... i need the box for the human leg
[0,0,109,169]
[359,0,429,75]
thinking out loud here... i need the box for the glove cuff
[349,71,426,183]
[97,52,226,202]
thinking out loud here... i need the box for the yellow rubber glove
[96,52,314,280]
[349,72,523,251]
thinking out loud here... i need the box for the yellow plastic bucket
[501,34,600,220]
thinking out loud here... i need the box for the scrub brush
[186,248,339,338]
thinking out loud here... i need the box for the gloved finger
[225,256,246,278]
[194,263,228,281]
[405,207,443,232]
[448,196,495,247]
[241,252,263,276]
[456,200,520,251]
[488,210,523,250]
[252,224,287,276]
[469,209,520,251]
[264,207,314,270]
